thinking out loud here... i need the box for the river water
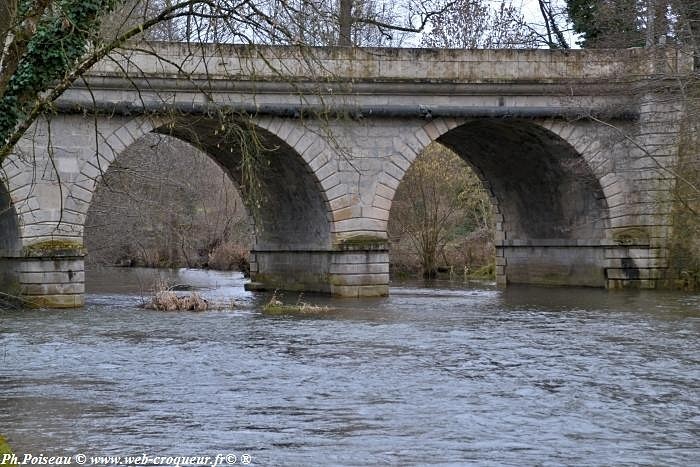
[1,267,699,466]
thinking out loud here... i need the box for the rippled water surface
[1,268,699,466]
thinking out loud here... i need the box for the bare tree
[85,134,252,271]
[390,0,541,279]
[421,0,538,48]
[0,0,453,167]
[389,144,493,278]
[537,0,570,48]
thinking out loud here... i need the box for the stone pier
[0,43,691,307]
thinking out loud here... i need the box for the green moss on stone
[22,239,86,258]
[328,275,349,286]
[612,227,650,246]
[23,294,85,309]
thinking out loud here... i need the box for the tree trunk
[675,0,700,63]
[646,0,670,46]
[339,0,353,46]
[0,0,16,55]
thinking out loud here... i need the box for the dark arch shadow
[438,119,609,242]
[156,117,332,251]
[412,118,611,287]
[0,180,22,295]
[0,180,21,255]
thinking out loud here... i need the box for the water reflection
[0,267,698,465]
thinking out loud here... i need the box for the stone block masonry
[1,43,691,307]
[16,257,85,308]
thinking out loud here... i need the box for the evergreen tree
[566,0,644,47]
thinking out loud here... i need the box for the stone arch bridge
[0,43,692,307]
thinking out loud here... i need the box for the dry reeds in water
[144,280,209,311]
[262,291,328,314]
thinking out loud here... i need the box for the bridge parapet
[55,44,693,124]
[89,43,693,84]
[1,44,691,307]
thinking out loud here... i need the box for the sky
[518,0,548,20]
[401,0,580,48]
[513,0,580,47]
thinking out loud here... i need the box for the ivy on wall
[0,0,117,146]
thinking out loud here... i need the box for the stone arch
[382,117,612,287]
[158,116,333,251]
[69,115,333,252]
[381,118,610,240]
[536,118,630,234]
[372,118,468,233]
[4,112,336,305]
[437,119,609,242]
[1,155,33,242]
[251,117,335,248]
[64,115,168,229]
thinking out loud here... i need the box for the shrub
[208,241,250,273]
